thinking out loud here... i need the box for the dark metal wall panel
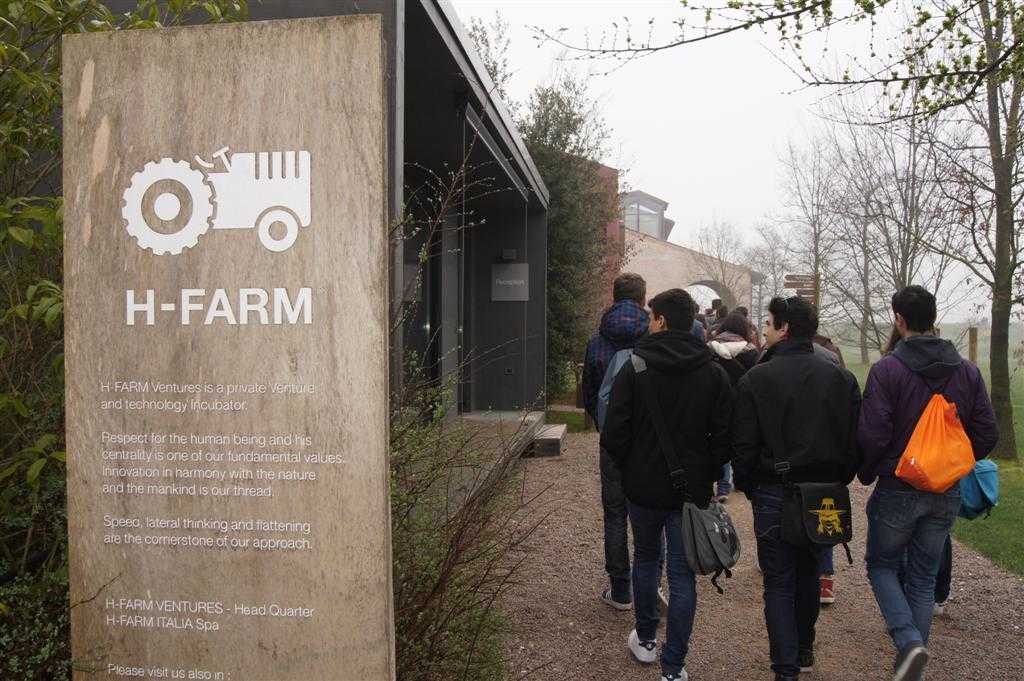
[464,188,528,411]
[439,216,461,399]
[525,207,548,410]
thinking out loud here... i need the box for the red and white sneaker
[819,575,835,605]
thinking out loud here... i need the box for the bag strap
[907,369,958,425]
[631,354,690,499]
[909,369,956,401]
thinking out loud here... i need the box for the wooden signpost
[784,274,819,306]
[63,17,394,681]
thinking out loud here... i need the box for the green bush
[0,572,71,681]
[390,363,537,681]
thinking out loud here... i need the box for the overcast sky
[451,0,828,252]
[449,1,990,323]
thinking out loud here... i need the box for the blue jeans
[935,535,953,603]
[716,463,733,497]
[752,485,826,677]
[898,534,953,603]
[628,502,696,676]
[821,547,834,576]
[866,486,960,654]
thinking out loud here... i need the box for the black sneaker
[799,647,814,672]
[600,588,632,611]
[893,644,929,681]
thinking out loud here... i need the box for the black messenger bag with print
[778,464,854,563]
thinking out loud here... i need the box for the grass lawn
[545,409,589,433]
[953,463,1024,577]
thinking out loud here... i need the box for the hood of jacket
[599,299,649,348]
[892,335,962,380]
[634,329,712,374]
[708,337,753,360]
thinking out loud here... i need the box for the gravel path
[502,431,1024,680]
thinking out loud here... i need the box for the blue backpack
[596,348,634,432]
[959,459,999,520]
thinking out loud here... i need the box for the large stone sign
[62,17,393,681]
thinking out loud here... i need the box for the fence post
[969,326,978,363]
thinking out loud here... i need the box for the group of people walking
[581,274,998,681]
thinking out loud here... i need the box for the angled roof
[430,1,550,206]
[620,189,669,211]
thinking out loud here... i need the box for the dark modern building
[109,1,550,413]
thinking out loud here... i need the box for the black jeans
[752,485,826,677]
[600,447,631,602]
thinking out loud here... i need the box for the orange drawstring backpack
[895,376,975,493]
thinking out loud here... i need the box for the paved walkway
[501,432,1024,680]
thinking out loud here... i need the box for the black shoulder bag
[631,355,741,593]
[775,461,854,564]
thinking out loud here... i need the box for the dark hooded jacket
[732,339,862,490]
[582,299,649,421]
[600,330,734,509]
[857,335,998,488]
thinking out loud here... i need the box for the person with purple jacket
[858,285,999,681]
[583,272,650,610]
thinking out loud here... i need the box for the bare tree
[747,223,791,301]
[693,220,751,308]
[820,96,966,362]
[777,140,841,325]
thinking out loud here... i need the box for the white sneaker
[933,600,946,616]
[661,670,689,681]
[628,629,658,664]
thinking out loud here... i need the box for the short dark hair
[891,285,937,333]
[717,312,752,339]
[613,272,646,305]
[768,296,818,339]
[649,288,696,332]
[735,306,749,317]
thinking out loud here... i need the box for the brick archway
[688,279,737,310]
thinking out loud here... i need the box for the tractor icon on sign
[121,147,312,255]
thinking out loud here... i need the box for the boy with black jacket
[601,289,734,681]
[733,296,861,681]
